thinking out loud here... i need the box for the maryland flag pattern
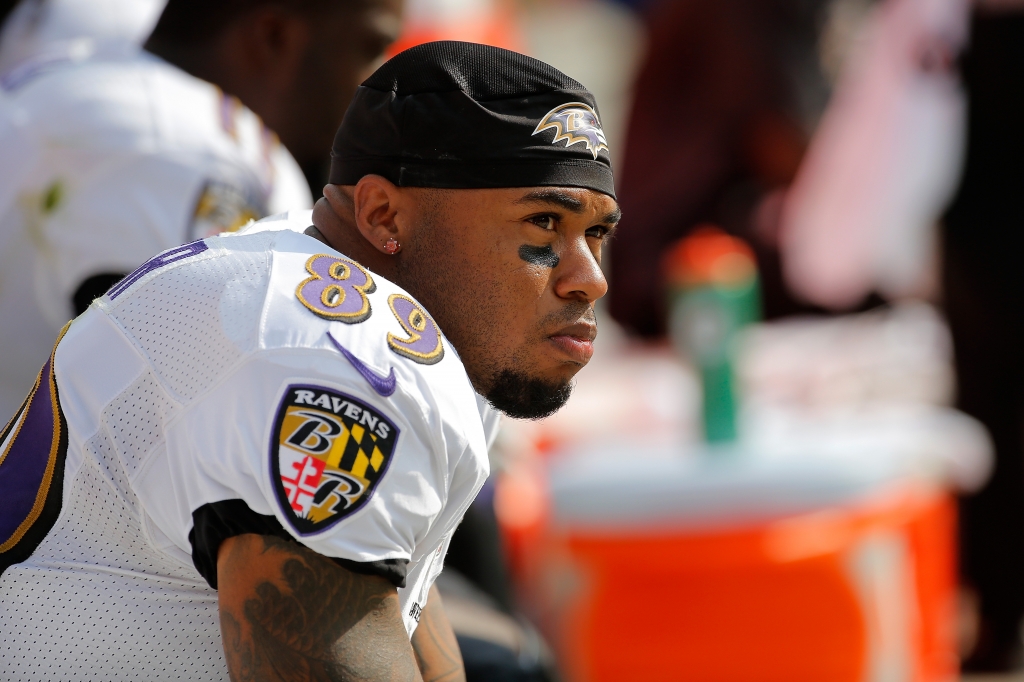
[270,385,399,534]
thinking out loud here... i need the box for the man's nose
[553,239,608,302]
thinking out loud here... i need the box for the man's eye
[586,226,609,239]
[529,215,556,230]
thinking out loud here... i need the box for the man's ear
[346,175,407,255]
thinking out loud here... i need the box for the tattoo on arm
[411,586,466,682]
[217,534,422,682]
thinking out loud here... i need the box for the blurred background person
[780,0,967,311]
[608,0,833,339]
[0,0,401,419]
[941,0,1024,671]
[145,0,402,195]
[779,0,1024,671]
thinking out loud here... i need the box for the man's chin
[484,369,573,420]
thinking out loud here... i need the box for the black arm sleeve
[189,499,409,590]
[72,273,126,316]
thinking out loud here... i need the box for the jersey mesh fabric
[0,430,226,680]
[109,236,269,401]
[104,371,177,478]
[0,238,272,679]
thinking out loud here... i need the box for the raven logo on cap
[533,102,609,159]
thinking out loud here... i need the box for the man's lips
[548,323,596,363]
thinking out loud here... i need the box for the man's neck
[311,199,396,280]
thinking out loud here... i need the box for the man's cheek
[500,253,549,299]
[525,257,559,297]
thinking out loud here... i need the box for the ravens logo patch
[188,180,266,239]
[270,385,399,535]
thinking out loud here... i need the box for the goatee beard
[485,369,573,420]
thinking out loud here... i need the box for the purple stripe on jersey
[327,333,397,397]
[108,240,209,300]
[0,356,58,544]
[0,53,74,91]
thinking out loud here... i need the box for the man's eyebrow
[515,191,622,226]
[600,207,622,225]
[514,189,585,213]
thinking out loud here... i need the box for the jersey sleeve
[163,350,459,590]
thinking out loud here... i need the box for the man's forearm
[411,586,466,682]
[218,534,422,682]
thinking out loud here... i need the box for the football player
[0,42,618,680]
[0,0,401,418]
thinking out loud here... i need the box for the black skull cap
[329,41,615,198]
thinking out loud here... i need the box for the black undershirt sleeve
[188,499,409,590]
[72,273,126,316]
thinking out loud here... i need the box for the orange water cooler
[501,433,975,682]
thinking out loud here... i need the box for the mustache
[539,301,597,329]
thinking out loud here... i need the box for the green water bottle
[664,226,761,444]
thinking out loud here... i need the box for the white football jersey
[0,0,166,77]
[0,222,491,679]
[0,46,313,419]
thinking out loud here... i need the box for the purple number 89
[387,294,444,365]
[295,254,376,323]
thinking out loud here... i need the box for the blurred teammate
[0,0,401,419]
[0,41,618,679]
[0,0,165,75]
[607,0,827,338]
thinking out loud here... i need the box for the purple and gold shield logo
[270,385,399,535]
[532,102,609,159]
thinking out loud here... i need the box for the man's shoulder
[97,229,273,314]
[243,228,482,424]
[5,51,255,160]
[95,227,483,434]
[255,228,457,368]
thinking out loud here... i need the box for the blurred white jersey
[0,219,490,679]
[0,0,166,76]
[0,48,313,419]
